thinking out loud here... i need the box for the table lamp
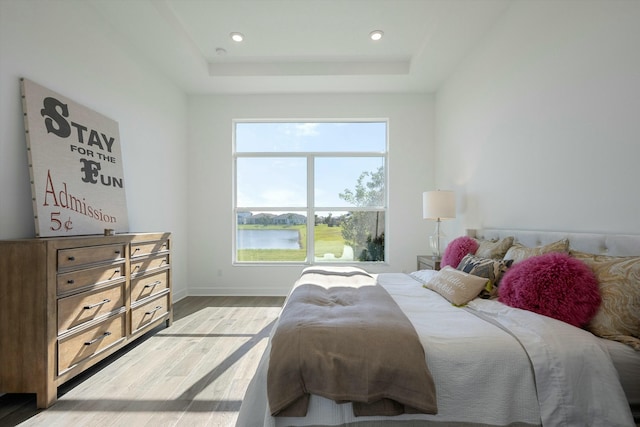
[422,190,456,257]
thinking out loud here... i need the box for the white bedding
[237,270,635,427]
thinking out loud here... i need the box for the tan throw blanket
[267,267,437,417]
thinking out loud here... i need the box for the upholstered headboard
[468,229,640,257]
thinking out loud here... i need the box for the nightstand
[417,255,441,271]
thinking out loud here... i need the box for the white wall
[0,1,189,299]
[8,0,636,299]
[187,94,435,295]
[436,0,640,237]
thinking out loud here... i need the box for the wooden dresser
[0,232,172,408]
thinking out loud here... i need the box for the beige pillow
[424,266,490,306]
[474,236,514,259]
[572,251,640,350]
[504,239,570,264]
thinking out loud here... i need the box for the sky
[235,122,387,213]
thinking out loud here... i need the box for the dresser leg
[36,387,57,409]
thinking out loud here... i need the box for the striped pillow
[456,254,513,298]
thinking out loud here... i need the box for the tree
[358,232,385,262]
[324,212,333,226]
[339,166,385,207]
[338,166,385,261]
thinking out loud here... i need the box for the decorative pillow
[456,254,513,298]
[474,236,514,259]
[571,251,640,350]
[423,266,489,306]
[409,269,438,284]
[504,239,569,264]
[441,236,479,268]
[498,252,601,328]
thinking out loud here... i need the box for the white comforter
[237,271,634,427]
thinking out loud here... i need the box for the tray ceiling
[90,0,511,94]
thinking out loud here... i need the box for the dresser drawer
[58,313,126,374]
[0,232,171,409]
[131,254,169,276]
[131,240,169,258]
[57,283,125,333]
[131,270,170,303]
[131,293,170,334]
[57,263,125,294]
[58,244,126,270]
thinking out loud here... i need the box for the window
[234,121,387,264]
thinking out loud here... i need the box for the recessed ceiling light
[230,32,244,42]
[369,30,383,41]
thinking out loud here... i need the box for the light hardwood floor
[0,296,285,427]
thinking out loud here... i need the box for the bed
[236,229,640,427]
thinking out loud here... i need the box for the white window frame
[232,119,388,265]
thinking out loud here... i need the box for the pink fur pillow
[499,252,601,327]
[441,236,479,268]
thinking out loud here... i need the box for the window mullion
[307,155,314,263]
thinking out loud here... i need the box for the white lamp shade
[423,190,456,220]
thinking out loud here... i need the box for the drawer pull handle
[84,331,111,346]
[144,281,162,288]
[67,279,75,284]
[68,256,75,261]
[114,250,121,255]
[145,306,163,315]
[84,299,111,310]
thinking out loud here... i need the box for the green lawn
[314,224,345,257]
[237,224,346,262]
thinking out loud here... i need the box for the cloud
[279,123,320,137]
[295,123,319,136]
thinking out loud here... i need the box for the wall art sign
[21,78,129,237]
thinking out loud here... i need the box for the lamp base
[429,234,447,257]
[429,219,447,257]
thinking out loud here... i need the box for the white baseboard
[187,286,289,297]
[172,288,189,303]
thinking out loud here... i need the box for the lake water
[237,229,301,250]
